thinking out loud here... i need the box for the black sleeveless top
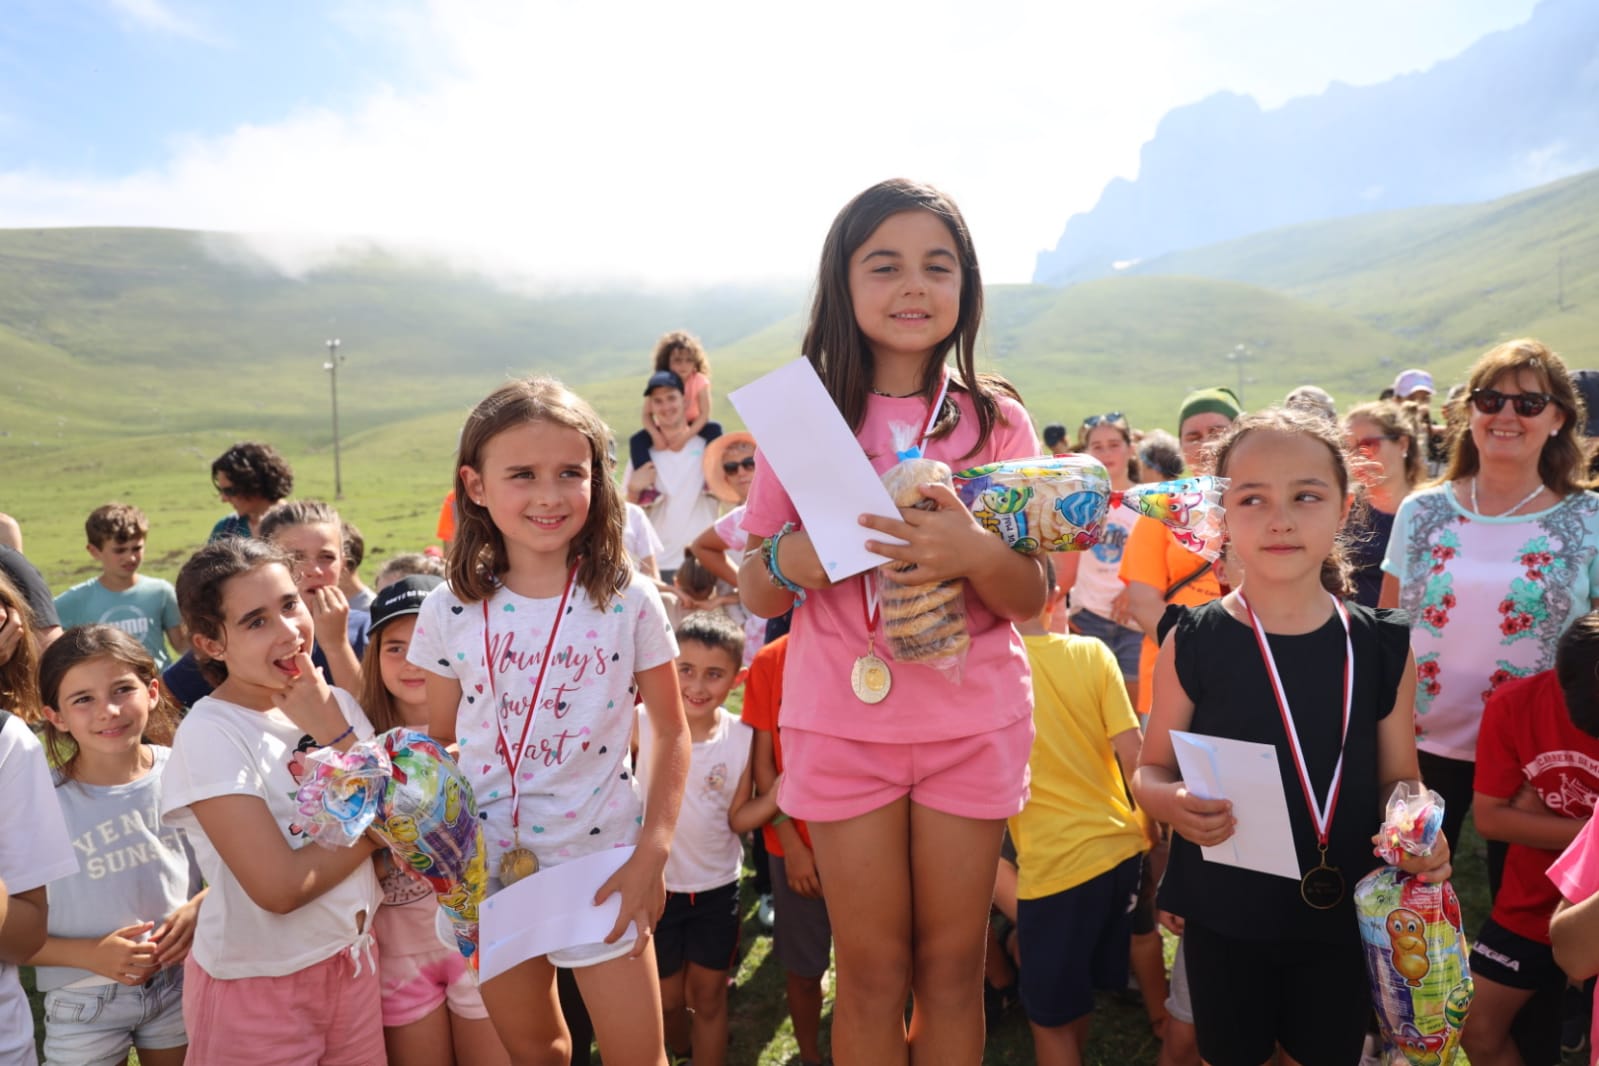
[1156,598,1410,943]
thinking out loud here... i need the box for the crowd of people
[1,176,1598,1066]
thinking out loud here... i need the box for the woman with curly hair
[207,442,294,542]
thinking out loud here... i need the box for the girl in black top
[1133,408,1452,1066]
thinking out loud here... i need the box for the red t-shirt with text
[1474,670,1599,943]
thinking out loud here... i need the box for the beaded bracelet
[762,523,807,604]
[318,723,357,749]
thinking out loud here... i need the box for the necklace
[1469,477,1546,518]
[870,386,924,398]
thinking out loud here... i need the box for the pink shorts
[778,716,1033,823]
[380,945,488,1027]
[182,943,384,1066]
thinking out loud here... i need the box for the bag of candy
[952,454,1227,559]
[1354,784,1473,1065]
[297,728,488,969]
[875,420,970,679]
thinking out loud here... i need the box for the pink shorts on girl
[778,716,1033,823]
[182,944,384,1066]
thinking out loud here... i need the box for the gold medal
[851,652,892,704]
[498,846,539,885]
[1299,845,1344,910]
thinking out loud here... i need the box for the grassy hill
[5,169,1598,588]
[1130,168,1599,381]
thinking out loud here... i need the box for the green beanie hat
[1178,386,1243,429]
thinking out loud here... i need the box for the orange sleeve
[436,491,457,542]
[1118,516,1171,591]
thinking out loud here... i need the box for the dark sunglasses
[1350,434,1398,453]
[214,483,241,498]
[721,457,756,476]
[1081,412,1126,429]
[1471,388,1554,417]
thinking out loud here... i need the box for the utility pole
[325,338,344,499]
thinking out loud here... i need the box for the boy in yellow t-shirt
[1011,563,1156,1066]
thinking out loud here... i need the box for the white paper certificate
[479,846,638,981]
[728,357,903,582]
[1170,730,1301,881]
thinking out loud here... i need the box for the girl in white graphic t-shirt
[31,626,203,1066]
[162,537,385,1066]
[411,376,689,1066]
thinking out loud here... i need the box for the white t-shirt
[0,715,78,1066]
[630,438,720,566]
[37,746,202,991]
[407,572,678,875]
[637,706,750,892]
[1070,502,1140,626]
[160,688,381,979]
[624,502,666,570]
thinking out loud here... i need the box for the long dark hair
[803,178,1001,460]
[449,377,630,608]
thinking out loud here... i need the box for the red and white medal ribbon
[1240,592,1353,853]
[482,563,579,835]
[861,570,881,640]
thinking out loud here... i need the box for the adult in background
[1393,368,1448,475]
[207,441,293,541]
[1571,368,1599,476]
[624,369,721,582]
[1121,387,1239,719]
[1341,400,1427,608]
[1381,339,1599,855]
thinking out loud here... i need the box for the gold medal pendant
[498,846,540,886]
[851,652,892,704]
[1300,847,1344,910]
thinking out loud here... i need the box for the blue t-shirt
[55,576,183,668]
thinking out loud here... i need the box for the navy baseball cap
[643,369,685,396]
[369,574,444,634]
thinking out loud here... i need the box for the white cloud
[105,0,220,45]
[1,0,1542,284]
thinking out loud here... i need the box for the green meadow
[6,168,1599,590]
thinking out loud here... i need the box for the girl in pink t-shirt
[739,178,1045,1064]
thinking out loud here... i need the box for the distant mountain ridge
[1033,0,1599,285]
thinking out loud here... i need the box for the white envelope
[479,846,638,981]
[1170,730,1302,881]
[728,358,904,582]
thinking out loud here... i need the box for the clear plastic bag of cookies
[877,421,970,681]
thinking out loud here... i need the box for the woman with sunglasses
[1340,400,1427,607]
[206,442,294,542]
[1380,339,1599,853]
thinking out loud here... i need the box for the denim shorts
[1071,609,1142,679]
[43,964,187,1066]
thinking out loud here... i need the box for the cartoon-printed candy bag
[1354,784,1473,1065]
[876,420,969,680]
[297,728,488,970]
[951,454,1227,560]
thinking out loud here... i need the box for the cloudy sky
[0,0,1541,284]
